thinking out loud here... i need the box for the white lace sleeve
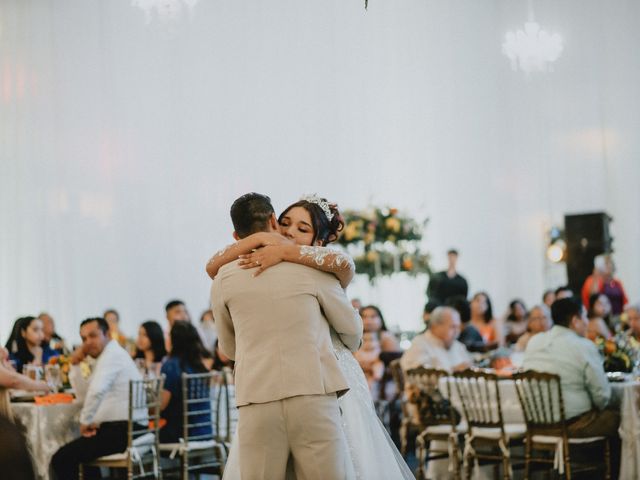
[298,246,355,288]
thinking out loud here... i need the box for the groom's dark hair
[230,193,275,238]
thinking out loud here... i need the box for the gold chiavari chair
[452,369,525,480]
[405,367,463,480]
[80,376,164,479]
[159,370,227,479]
[512,370,610,480]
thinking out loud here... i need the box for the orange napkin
[149,418,167,429]
[34,393,75,405]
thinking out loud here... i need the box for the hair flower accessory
[300,194,334,221]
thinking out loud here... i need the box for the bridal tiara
[300,194,334,221]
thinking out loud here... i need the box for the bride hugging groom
[209,192,413,480]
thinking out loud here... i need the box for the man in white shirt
[51,317,143,480]
[523,297,619,436]
[401,306,471,372]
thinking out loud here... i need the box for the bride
[206,194,414,480]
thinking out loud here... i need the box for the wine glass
[135,358,148,377]
[45,364,62,392]
[25,365,43,381]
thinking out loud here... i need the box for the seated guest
[160,321,213,443]
[448,295,496,352]
[354,331,385,396]
[4,318,25,354]
[514,305,552,352]
[401,306,471,372]
[52,317,145,480]
[0,347,49,391]
[198,309,218,353]
[624,303,640,342]
[581,254,628,315]
[504,299,528,345]
[542,289,556,308]
[554,285,574,300]
[0,346,49,420]
[360,305,400,352]
[104,309,135,353]
[422,301,440,331]
[523,298,619,438]
[165,299,191,329]
[351,297,363,311]
[586,293,612,341]
[9,316,57,373]
[38,312,67,354]
[133,320,167,372]
[469,292,502,346]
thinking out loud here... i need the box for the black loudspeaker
[564,212,613,295]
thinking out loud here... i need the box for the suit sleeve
[211,278,236,360]
[315,272,363,352]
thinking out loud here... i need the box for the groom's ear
[232,231,240,241]
[269,213,278,231]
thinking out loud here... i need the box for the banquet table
[426,377,640,479]
[12,401,82,480]
[11,382,237,480]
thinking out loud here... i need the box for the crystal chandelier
[502,2,563,74]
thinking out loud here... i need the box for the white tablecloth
[13,402,81,480]
[426,378,640,479]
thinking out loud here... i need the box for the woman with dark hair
[504,299,528,345]
[159,321,212,443]
[206,194,413,480]
[360,305,400,352]
[4,318,24,354]
[133,321,167,369]
[470,292,502,346]
[586,293,612,341]
[9,316,57,373]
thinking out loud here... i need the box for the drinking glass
[25,365,43,381]
[45,364,62,392]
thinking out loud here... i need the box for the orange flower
[402,258,414,270]
[389,208,398,215]
[604,340,617,355]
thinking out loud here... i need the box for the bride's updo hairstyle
[279,195,345,246]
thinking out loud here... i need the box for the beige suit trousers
[237,393,353,480]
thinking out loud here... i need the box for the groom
[211,192,362,479]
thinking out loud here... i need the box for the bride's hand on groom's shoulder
[238,245,289,277]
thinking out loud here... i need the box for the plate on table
[606,372,628,383]
[10,390,36,402]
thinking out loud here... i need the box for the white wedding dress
[222,328,415,479]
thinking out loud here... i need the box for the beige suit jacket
[211,261,362,407]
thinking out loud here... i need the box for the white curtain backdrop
[1,0,639,341]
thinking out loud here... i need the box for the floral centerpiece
[48,355,72,389]
[595,333,640,373]
[337,206,431,283]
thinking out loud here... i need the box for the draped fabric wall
[1,0,639,340]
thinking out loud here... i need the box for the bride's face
[279,206,320,247]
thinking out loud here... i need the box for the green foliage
[338,207,431,283]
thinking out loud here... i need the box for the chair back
[452,369,504,433]
[512,370,566,436]
[405,366,456,428]
[181,371,217,444]
[127,376,164,477]
[211,368,235,444]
